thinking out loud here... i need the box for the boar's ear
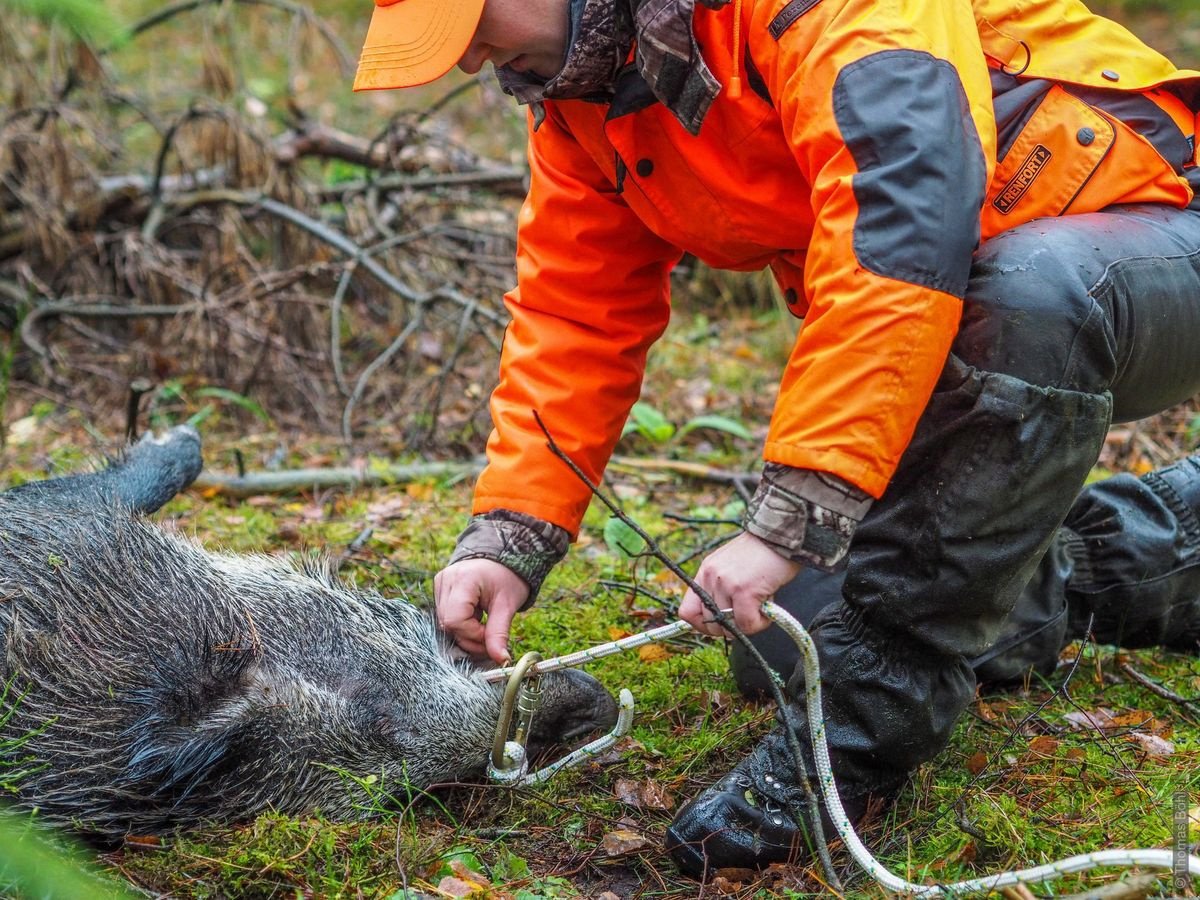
[123,720,253,801]
[122,710,257,802]
[122,651,264,802]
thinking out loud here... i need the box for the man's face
[457,0,571,79]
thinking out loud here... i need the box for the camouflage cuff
[743,463,873,572]
[447,510,570,607]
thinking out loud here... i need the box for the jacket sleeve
[472,107,683,536]
[747,0,997,498]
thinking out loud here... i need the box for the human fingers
[679,587,731,637]
[483,589,526,665]
[434,568,488,656]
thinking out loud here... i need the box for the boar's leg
[6,425,203,514]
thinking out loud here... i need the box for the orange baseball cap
[354,0,487,92]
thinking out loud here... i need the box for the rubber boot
[667,602,973,876]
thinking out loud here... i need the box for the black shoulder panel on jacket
[832,49,987,298]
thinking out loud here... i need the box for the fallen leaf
[613,778,641,805]
[122,834,162,850]
[1028,736,1059,755]
[1108,710,1154,729]
[405,482,435,502]
[601,827,650,856]
[638,644,672,663]
[707,690,732,710]
[1064,708,1116,731]
[733,342,757,360]
[5,415,39,446]
[613,777,675,810]
[1063,747,1087,763]
[436,876,483,898]
[952,841,977,864]
[366,496,408,523]
[713,867,759,884]
[276,522,301,542]
[710,875,744,893]
[607,626,633,641]
[418,334,443,360]
[296,503,325,522]
[1127,732,1174,757]
[448,860,491,886]
[966,751,988,775]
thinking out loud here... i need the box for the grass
[4,330,1200,897]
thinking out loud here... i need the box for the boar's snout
[526,669,619,756]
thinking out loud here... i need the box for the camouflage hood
[497,0,731,134]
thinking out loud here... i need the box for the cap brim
[354,0,486,91]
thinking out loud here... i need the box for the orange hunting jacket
[474,0,1200,536]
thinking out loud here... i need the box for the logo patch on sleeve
[992,144,1052,214]
[769,0,824,39]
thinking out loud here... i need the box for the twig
[531,411,844,891]
[192,460,483,497]
[608,455,761,488]
[1119,661,1200,721]
[125,378,154,443]
[598,578,680,615]
[342,308,424,443]
[317,168,529,201]
[20,300,202,360]
[1055,873,1162,899]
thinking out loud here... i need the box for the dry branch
[2,3,521,448]
[192,459,484,498]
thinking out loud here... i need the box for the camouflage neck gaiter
[496,0,731,135]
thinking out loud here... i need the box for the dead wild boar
[0,427,617,837]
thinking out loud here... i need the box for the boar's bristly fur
[0,427,618,837]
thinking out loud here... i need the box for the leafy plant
[621,401,753,445]
[603,517,647,559]
[1187,412,1200,447]
[145,380,273,430]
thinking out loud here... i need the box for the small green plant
[146,380,273,430]
[603,517,647,559]
[621,400,753,445]
[0,679,49,797]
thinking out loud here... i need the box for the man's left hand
[678,532,802,637]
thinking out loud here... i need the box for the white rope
[486,603,1200,896]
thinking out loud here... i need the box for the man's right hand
[434,558,530,664]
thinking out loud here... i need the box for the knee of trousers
[1064,456,1200,651]
[784,602,977,781]
[845,357,1112,659]
[957,225,1118,392]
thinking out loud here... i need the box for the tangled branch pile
[0,0,526,452]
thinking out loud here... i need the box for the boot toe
[664,772,803,878]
